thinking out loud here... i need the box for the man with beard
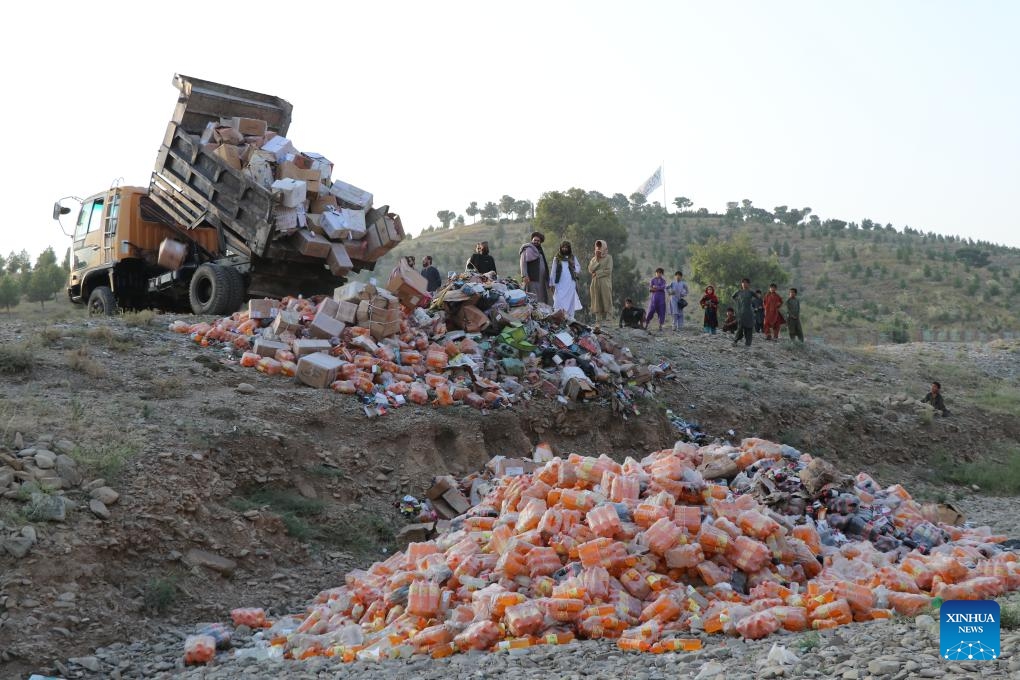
[519,231,551,303]
[466,241,497,276]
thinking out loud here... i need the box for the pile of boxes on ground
[184,437,1018,664]
[171,269,669,414]
[196,116,402,274]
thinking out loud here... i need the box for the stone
[0,467,13,490]
[868,659,901,676]
[295,479,317,499]
[54,439,76,455]
[914,614,936,632]
[695,661,725,679]
[71,656,102,672]
[760,666,785,679]
[184,548,237,576]
[21,525,36,542]
[89,499,111,520]
[55,454,82,487]
[83,478,107,492]
[34,450,57,469]
[841,671,860,680]
[90,486,120,505]
[28,492,66,522]
[13,432,23,449]
[2,537,33,559]
[236,383,256,394]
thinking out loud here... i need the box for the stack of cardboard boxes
[197,116,402,276]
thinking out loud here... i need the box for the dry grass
[0,343,34,375]
[122,310,156,327]
[151,376,184,399]
[67,347,106,378]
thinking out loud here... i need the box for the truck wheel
[87,286,118,316]
[223,266,246,314]
[189,264,233,315]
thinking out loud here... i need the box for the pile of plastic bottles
[200,437,1016,664]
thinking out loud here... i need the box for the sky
[3,0,1018,265]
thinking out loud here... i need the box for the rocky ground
[1,306,1019,679]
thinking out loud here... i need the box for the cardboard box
[274,206,304,232]
[329,178,373,209]
[291,229,331,259]
[396,522,435,545]
[386,258,429,308]
[369,319,401,340]
[311,194,338,213]
[316,297,339,318]
[248,298,279,320]
[304,152,334,180]
[214,144,243,170]
[369,303,401,324]
[441,488,471,515]
[293,338,333,357]
[342,209,367,238]
[309,310,345,339]
[344,238,369,262]
[456,304,489,332]
[271,311,301,335]
[296,353,345,388]
[157,239,187,270]
[356,300,371,324]
[277,160,321,183]
[261,135,296,156]
[333,281,371,303]
[231,117,268,136]
[271,178,307,209]
[214,126,245,145]
[252,338,289,358]
[326,242,353,277]
[364,214,404,260]
[319,209,350,240]
[334,299,358,324]
[485,457,539,477]
[426,476,459,500]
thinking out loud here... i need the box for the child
[700,286,719,334]
[786,287,803,341]
[666,271,689,332]
[619,298,645,329]
[721,307,738,333]
[762,283,785,341]
[643,268,667,331]
[752,289,765,333]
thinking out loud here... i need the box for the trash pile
[171,270,670,416]
[184,438,1018,664]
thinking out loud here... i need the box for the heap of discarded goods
[185,438,1016,663]
[171,270,671,417]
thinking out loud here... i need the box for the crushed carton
[296,353,344,388]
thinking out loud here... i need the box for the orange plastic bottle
[587,504,622,537]
[184,635,216,665]
[240,351,260,368]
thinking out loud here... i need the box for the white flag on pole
[635,166,662,198]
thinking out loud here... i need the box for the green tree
[610,193,630,212]
[512,199,532,221]
[688,233,788,301]
[781,241,790,257]
[36,247,58,268]
[454,214,465,227]
[6,250,30,275]
[499,195,517,219]
[63,247,72,273]
[673,196,693,212]
[0,274,19,311]
[481,202,499,220]
[436,210,456,229]
[791,249,801,267]
[24,264,64,308]
[629,192,647,209]
[465,201,479,224]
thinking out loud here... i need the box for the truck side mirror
[52,202,71,220]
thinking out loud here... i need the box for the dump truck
[54,74,398,316]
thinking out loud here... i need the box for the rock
[2,537,33,558]
[841,671,860,680]
[34,450,57,469]
[89,499,111,520]
[971,484,980,492]
[867,659,901,676]
[55,454,82,487]
[27,492,66,522]
[914,614,936,632]
[184,548,237,576]
[295,479,317,499]
[760,666,786,679]
[21,525,37,542]
[71,656,102,672]
[54,439,76,455]
[13,432,23,449]
[83,478,107,492]
[236,383,256,394]
[903,660,920,673]
[90,486,120,505]
[0,468,13,490]
[695,661,725,679]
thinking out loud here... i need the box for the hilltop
[362,210,1020,345]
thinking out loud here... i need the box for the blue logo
[940,600,1000,661]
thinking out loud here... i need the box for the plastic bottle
[184,634,216,665]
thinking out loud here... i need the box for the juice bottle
[587,504,622,537]
[505,601,544,636]
[239,351,260,368]
[665,543,704,570]
[527,546,562,578]
[643,517,682,555]
[183,635,216,665]
[697,523,730,555]
[724,535,771,573]
[426,350,448,370]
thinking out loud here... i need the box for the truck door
[72,197,107,273]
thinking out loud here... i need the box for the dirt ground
[1,308,1018,677]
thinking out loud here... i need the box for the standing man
[762,283,785,341]
[786,288,804,341]
[588,239,614,323]
[466,241,497,276]
[420,255,443,294]
[731,278,756,347]
[520,231,550,304]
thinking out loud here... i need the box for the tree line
[0,247,69,311]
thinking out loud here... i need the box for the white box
[262,135,296,156]
[329,179,373,209]
[271,178,307,208]
[341,208,367,238]
[304,152,334,181]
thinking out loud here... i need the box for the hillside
[362,210,1020,345]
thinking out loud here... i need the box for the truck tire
[189,264,233,315]
[223,266,246,314]
[87,286,118,316]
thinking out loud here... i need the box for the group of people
[516,231,615,322]
[721,280,804,346]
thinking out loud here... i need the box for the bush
[0,344,34,374]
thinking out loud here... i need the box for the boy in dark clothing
[420,256,443,293]
[752,290,765,333]
[921,381,950,416]
[721,307,738,333]
[786,288,803,341]
[619,298,645,329]
[731,279,756,346]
